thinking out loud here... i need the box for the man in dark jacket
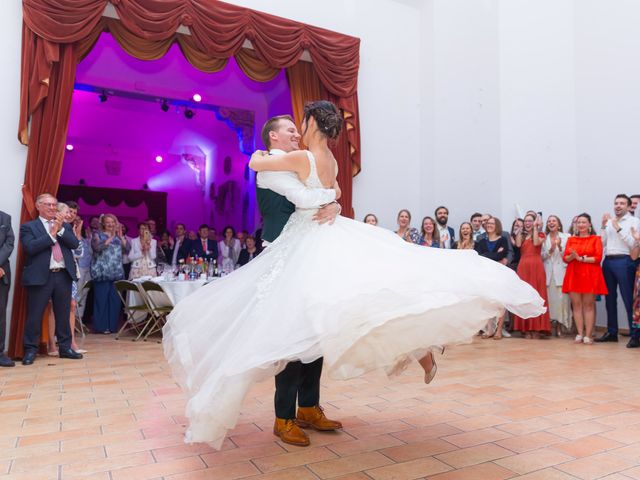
[0,209,14,367]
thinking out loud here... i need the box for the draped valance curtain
[10,0,361,358]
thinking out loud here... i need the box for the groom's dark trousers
[256,184,324,419]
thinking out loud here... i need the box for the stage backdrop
[11,0,361,358]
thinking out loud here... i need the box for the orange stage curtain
[11,0,361,358]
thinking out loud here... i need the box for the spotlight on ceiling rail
[98,91,108,103]
[160,99,169,112]
[184,108,195,119]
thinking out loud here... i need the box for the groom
[255,114,343,447]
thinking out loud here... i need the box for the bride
[163,101,545,448]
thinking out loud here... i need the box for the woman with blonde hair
[453,222,474,250]
[91,214,130,334]
[419,216,442,248]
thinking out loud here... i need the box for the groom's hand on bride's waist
[313,201,341,225]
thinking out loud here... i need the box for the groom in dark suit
[255,115,342,447]
[20,193,83,365]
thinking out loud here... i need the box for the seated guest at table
[363,214,378,226]
[237,235,259,267]
[453,222,474,250]
[129,222,157,279]
[475,216,509,338]
[562,213,607,344]
[185,224,218,261]
[418,216,441,248]
[236,230,248,250]
[219,226,241,273]
[20,193,82,365]
[158,230,173,265]
[91,214,130,334]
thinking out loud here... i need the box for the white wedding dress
[163,152,545,448]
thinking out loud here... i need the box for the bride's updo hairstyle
[303,100,343,140]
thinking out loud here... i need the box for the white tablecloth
[156,278,208,306]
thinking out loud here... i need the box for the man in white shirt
[595,194,640,348]
[435,206,455,249]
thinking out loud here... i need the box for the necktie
[202,239,207,253]
[49,221,63,262]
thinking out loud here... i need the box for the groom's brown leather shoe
[296,405,343,431]
[273,418,310,446]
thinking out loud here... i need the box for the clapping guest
[158,231,173,264]
[419,216,442,248]
[453,222,474,250]
[562,213,607,344]
[568,216,579,236]
[91,214,130,334]
[186,224,218,261]
[395,209,420,243]
[363,214,378,226]
[237,235,259,267]
[145,218,159,240]
[630,195,640,216]
[219,226,241,273]
[509,218,524,270]
[474,216,509,338]
[542,215,572,337]
[171,223,187,264]
[513,212,551,338]
[631,227,640,331]
[129,222,157,279]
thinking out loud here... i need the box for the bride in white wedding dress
[163,101,545,448]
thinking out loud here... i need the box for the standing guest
[89,216,101,233]
[0,209,14,367]
[542,215,571,337]
[630,227,640,331]
[630,194,640,216]
[237,235,259,267]
[91,214,130,334]
[453,222,475,250]
[75,214,92,321]
[145,218,159,240]
[208,228,218,243]
[20,194,82,365]
[475,217,509,338]
[596,194,640,347]
[513,212,551,338]
[185,224,218,262]
[254,228,263,250]
[470,213,485,242]
[158,231,173,264]
[395,209,420,243]
[363,214,378,226]
[418,216,442,248]
[563,213,607,344]
[187,230,197,241]
[509,218,524,270]
[435,206,455,248]
[121,223,133,280]
[567,215,579,236]
[171,223,187,264]
[219,226,242,273]
[129,222,157,279]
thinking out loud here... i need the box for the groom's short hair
[261,115,294,149]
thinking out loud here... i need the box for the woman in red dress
[562,213,607,344]
[513,212,551,337]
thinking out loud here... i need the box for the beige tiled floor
[1,334,640,479]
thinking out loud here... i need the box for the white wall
[0,2,27,350]
[223,0,424,229]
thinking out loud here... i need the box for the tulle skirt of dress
[163,211,545,448]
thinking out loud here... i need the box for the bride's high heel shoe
[421,346,445,384]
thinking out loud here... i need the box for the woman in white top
[128,222,157,279]
[542,215,571,336]
[218,226,241,273]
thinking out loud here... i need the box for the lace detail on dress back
[304,150,324,189]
